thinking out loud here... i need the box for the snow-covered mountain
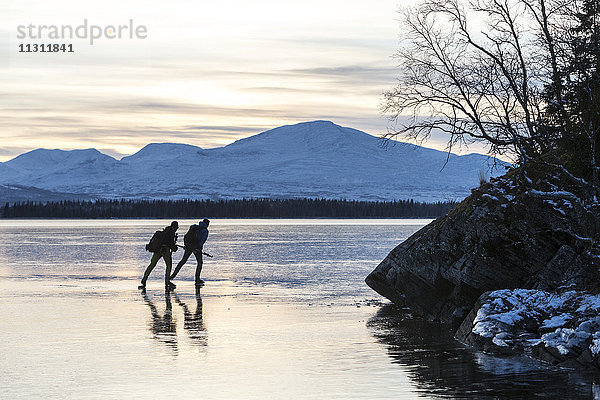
[0,121,508,202]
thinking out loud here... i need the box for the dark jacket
[195,222,209,250]
[162,226,178,251]
[184,222,209,250]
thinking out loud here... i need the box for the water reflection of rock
[173,289,207,347]
[142,290,178,353]
[368,304,598,399]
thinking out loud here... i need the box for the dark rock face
[366,175,600,326]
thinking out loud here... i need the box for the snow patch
[481,193,500,201]
[541,314,573,329]
[470,289,600,362]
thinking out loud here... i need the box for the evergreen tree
[559,0,600,186]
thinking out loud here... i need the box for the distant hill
[0,121,508,202]
[0,184,93,203]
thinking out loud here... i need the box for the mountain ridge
[0,121,507,202]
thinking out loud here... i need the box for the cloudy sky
[1,0,477,161]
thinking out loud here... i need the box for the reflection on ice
[173,290,207,348]
[142,290,178,353]
[141,288,208,354]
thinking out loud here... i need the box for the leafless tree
[383,0,599,192]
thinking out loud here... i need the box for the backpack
[184,224,200,248]
[145,229,165,252]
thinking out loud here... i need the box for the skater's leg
[194,251,204,285]
[170,248,192,280]
[140,251,162,286]
[164,250,173,287]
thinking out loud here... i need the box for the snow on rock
[456,289,600,369]
[541,328,590,356]
[541,313,574,329]
[591,333,600,355]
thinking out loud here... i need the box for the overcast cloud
[0,0,491,161]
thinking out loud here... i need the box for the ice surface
[0,220,596,399]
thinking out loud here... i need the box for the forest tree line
[1,198,458,219]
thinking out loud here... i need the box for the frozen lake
[0,219,597,399]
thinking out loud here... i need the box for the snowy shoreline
[456,289,600,369]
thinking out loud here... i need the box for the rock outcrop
[366,172,600,327]
[455,289,600,369]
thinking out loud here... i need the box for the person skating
[170,218,210,286]
[139,221,179,290]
